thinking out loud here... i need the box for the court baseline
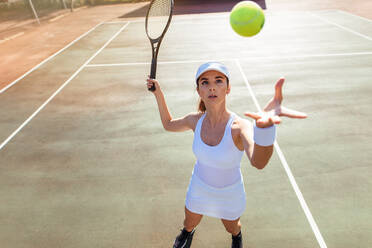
[310,13,372,41]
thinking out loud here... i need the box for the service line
[85,51,372,68]
[0,22,130,151]
[0,21,104,94]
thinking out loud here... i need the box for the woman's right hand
[146,77,160,94]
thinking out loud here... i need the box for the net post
[61,0,67,9]
[28,0,40,25]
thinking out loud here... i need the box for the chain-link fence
[0,0,145,25]
[1,0,79,23]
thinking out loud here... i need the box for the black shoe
[173,228,196,248]
[231,231,243,248]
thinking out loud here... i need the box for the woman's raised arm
[241,77,307,169]
[146,78,199,132]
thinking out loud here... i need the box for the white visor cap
[195,62,230,83]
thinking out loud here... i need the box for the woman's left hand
[244,77,307,128]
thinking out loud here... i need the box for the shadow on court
[120,0,267,18]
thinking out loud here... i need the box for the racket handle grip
[149,59,157,91]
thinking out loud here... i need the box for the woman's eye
[216,80,223,83]
[201,81,208,85]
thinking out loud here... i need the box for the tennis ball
[230,1,265,37]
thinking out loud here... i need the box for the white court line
[0,22,130,151]
[49,13,67,22]
[105,14,231,24]
[337,10,372,23]
[105,21,132,24]
[74,6,88,12]
[310,13,372,41]
[235,59,328,248]
[0,32,24,44]
[107,10,372,25]
[85,51,372,68]
[0,21,104,94]
[86,58,233,67]
[106,20,228,25]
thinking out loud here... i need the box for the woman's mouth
[208,95,217,99]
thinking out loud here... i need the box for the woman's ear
[226,85,231,95]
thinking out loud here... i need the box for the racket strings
[146,0,172,39]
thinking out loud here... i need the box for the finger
[263,78,285,111]
[280,106,307,118]
[254,114,280,127]
[146,79,159,89]
[274,77,285,103]
[270,115,281,124]
[244,112,262,120]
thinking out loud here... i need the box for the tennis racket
[145,0,174,91]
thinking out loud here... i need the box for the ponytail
[196,79,206,113]
[198,98,206,113]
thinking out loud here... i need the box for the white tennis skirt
[185,170,246,221]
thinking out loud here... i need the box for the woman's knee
[184,206,203,230]
[221,218,241,234]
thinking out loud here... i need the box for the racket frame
[145,0,174,91]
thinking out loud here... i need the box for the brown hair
[196,77,229,113]
[198,98,206,113]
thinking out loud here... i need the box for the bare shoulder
[185,112,204,131]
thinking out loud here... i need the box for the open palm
[244,78,307,128]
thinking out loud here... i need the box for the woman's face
[197,70,230,104]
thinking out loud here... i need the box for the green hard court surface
[0,9,372,248]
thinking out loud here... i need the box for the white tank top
[192,112,244,188]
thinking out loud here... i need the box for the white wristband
[253,121,276,146]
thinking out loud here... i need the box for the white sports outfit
[185,112,246,220]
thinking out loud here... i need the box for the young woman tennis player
[146,62,307,248]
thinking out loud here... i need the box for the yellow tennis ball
[230,1,265,37]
